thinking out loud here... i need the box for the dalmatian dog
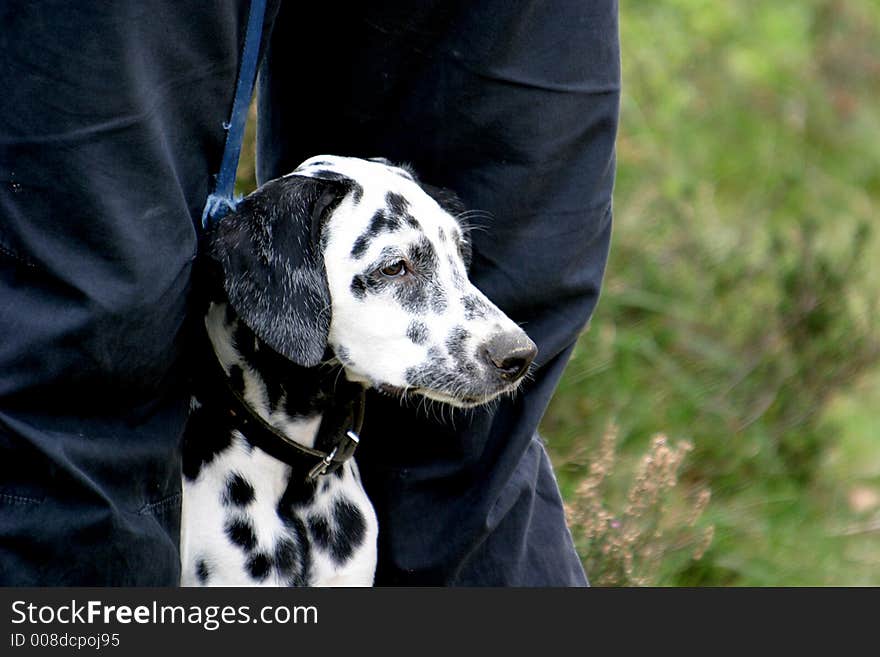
[180,155,537,586]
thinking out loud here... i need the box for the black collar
[197,329,365,481]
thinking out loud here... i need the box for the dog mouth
[374,381,518,409]
[377,383,411,398]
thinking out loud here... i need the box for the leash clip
[306,430,361,480]
[307,447,338,481]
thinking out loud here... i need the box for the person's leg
[258,0,619,585]
[0,1,262,585]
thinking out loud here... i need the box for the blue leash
[201,0,269,231]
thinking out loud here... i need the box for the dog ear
[207,175,347,367]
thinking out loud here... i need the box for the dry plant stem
[568,424,714,587]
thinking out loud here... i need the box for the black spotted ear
[207,175,348,367]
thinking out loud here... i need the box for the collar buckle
[307,446,338,481]
[305,430,361,480]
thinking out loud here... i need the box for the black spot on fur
[196,559,210,584]
[462,294,490,320]
[352,271,391,300]
[274,538,298,573]
[332,501,367,563]
[409,236,438,272]
[351,235,370,259]
[414,238,447,312]
[225,517,257,552]
[272,536,309,586]
[224,473,255,507]
[370,208,403,232]
[350,276,368,299]
[308,501,367,565]
[385,191,409,216]
[247,552,273,582]
[405,347,450,389]
[450,266,466,290]
[181,404,233,480]
[427,345,445,363]
[393,279,429,314]
[310,168,347,182]
[407,321,429,345]
[351,209,402,258]
[431,285,448,314]
[308,515,331,549]
[277,473,319,515]
[446,326,470,363]
[276,517,312,586]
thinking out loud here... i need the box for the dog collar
[197,332,365,481]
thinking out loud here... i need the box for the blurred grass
[236,0,880,585]
[542,0,880,585]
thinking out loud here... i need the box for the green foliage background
[543,0,880,585]
[238,0,880,585]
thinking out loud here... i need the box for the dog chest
[181,434,377,587]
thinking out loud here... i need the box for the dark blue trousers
[0,1,618,585]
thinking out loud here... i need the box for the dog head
[208,155,536,408]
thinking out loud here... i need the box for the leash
[201,0,269,231]
[196,1,365,479]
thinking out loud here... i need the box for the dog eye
[378,261,408,278]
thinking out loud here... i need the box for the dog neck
[202,301,351,452]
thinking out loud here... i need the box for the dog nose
[482,333,538,382]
